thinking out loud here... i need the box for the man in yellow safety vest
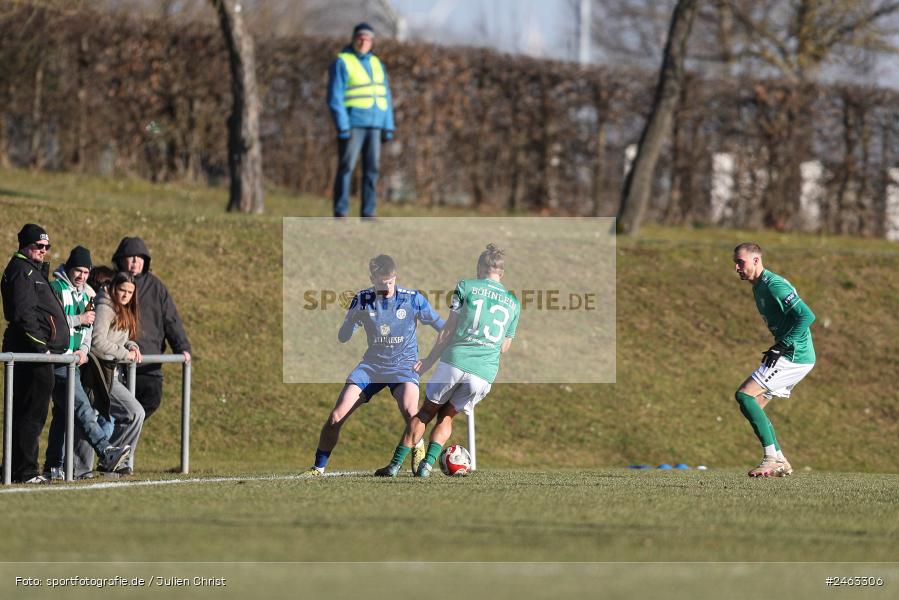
[327,22,396,218]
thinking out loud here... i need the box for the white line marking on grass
[0,471,369,494]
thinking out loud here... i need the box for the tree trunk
[537,82,558,212]
[0,81,11,168]
[858,106,872,236]
[74,33,89,171]
[590,81,609,217]
[185,97,202,183]
[29,57,45,169]
[616,0,698,236]
[211,0,264,214]
[592,119,607,217]
[663,111,684,225]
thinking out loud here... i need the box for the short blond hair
[733,242,762,256]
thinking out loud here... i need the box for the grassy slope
[0,167,897,474]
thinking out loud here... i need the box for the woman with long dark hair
[90,272,146,476]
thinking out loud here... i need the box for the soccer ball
[439,445,472,477]
[338,290,356,310]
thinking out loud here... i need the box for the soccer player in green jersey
[375,244,520,477]
[733,242,816,477]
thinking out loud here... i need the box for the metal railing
[1,352,191,484]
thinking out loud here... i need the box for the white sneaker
[775,456,793,477]
[42,467,64,481]
[411,443,425,474]
[98,445,132,473]
[748,455,781,477]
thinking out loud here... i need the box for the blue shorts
[346,363,419,402]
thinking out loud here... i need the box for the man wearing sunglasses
[1,224,70,483]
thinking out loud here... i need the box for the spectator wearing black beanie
[17,223,49,249]
[1,224,69,483]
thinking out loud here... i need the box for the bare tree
[593,0,899,81]
[297,0,404,38]
[728,1,899,228]
[210,0,263,213]
[725,0,899,84]
[1,1,90,168]
[617,0,699,236]
[591,0,678,69]
[599,0,899,231]
[118,0,406,39]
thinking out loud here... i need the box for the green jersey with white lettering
[442,278,520,383]
[752,269,816,364]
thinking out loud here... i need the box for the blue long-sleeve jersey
[339,286,443,369]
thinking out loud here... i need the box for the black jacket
[112,237,191,361]
[1,253,70,353]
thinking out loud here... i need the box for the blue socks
[314,448,332,470]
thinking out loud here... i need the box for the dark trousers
[135,370,164,420]
[8,362,54,481]
[333,127,381,217]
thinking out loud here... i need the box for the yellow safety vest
[338,52,388,111]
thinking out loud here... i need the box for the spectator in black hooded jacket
[1,224,69,483]
[112,237,191,419]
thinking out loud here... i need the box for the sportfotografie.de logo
[301,289,598,311]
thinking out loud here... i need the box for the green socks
[423,442,443,467]
[389,441,443,469]
[768,422,781,452]
[389,445,412,468]
[735,391,778,449]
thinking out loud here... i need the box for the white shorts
[750,357,814,399]
[425,361,492,415]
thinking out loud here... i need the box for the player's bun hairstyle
[369,254,397,277]
[477,243,505,273]
[734,242,762,256]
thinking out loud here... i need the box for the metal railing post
[181,361,191,474]
[4,361,13,485]
[467,408,477,471]
[128,362,137,397]
[127,362,137,470]
[65,363,76,482]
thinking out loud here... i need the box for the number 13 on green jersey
[441,278,520,384]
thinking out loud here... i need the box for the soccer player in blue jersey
[302,255,444,476]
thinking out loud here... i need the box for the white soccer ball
[439,444,472,477]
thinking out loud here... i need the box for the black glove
[762,341,790,368]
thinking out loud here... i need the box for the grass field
[3,469,897,562]
[0,167,897,598]
[0,469,896,598]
